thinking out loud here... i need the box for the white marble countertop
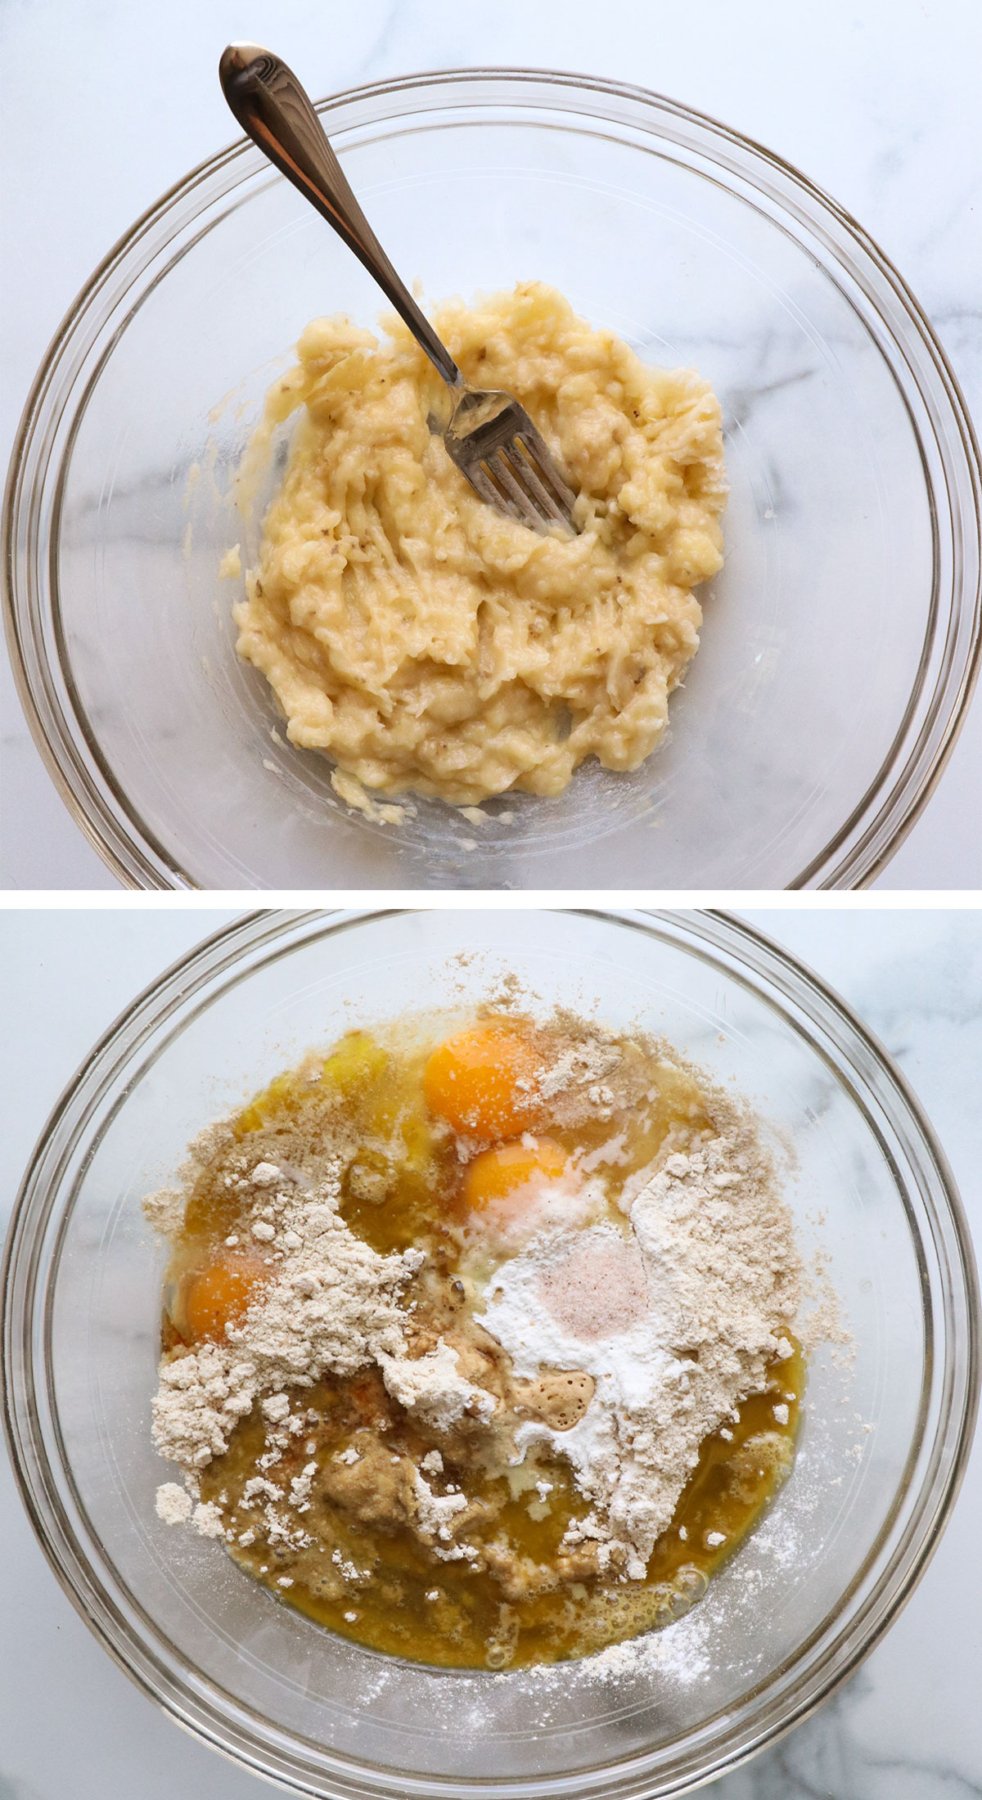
[1,905,980,1797]
[1,0,980,890]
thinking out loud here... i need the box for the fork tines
[451,402,579,533]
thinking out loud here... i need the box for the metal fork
[219,44,580,534]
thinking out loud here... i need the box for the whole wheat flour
[152,1158,425,1472]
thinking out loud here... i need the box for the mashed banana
[236,283,725,807]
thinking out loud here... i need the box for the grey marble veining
[1,908,980,1797]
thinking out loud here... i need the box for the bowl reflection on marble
[2,909,978,1799]
[4,69,980,889]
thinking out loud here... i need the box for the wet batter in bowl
[149,1003,801,1671]
[233,283,726,810]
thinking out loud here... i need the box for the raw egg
[463,1137,570,1211]
[423,1021,542,1140]
[181,1251,270,1342]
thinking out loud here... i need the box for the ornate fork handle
[219,44,465,392]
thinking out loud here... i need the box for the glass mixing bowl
[3,910,977,1798]
[4,71,980,889]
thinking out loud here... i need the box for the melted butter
[199,1344,802,1668]
[171,1021,803,1669]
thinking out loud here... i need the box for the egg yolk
[463,1137,570,1211]
[182,1252,269,1342]
[423,1022,543,1140]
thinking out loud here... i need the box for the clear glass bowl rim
[2,906,979,1799]
[2,66,980,891]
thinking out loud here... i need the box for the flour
[536,1038,620,1101]
[530,1021,632,1127]
[413,1473,471,1550]
[151,1152,513,1529]
[378,1339,496,1430]
[152,1159,423,1479]
[478,1105,799,1579]
[192,1500,227,1539]
[142,1187,186,1237]
[143,1121,237,1237]
[154,1482,192,1525]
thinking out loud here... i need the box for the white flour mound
[478,1111,799,1578]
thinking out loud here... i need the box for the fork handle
[219,44,464,392]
